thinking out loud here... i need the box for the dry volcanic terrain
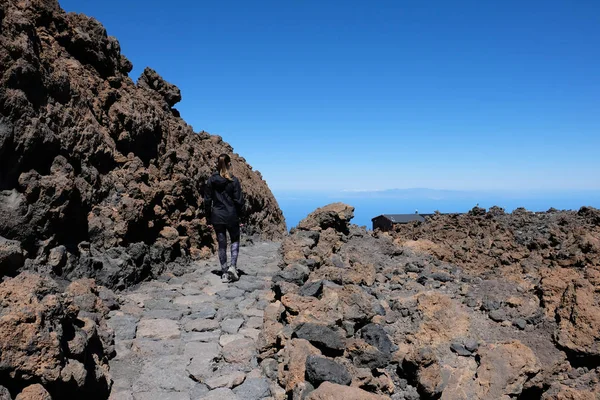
[0,0,285,289]
[260,204,600,399]
[1,0,599,399]
[0,0,284,397]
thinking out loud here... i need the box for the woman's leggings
[214,224,240,269]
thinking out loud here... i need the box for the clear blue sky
[59,0,600,192]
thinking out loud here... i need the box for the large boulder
[554,279,600,359]
[296,203,355,233]
[0,272,115,399]
[0,236,24,277]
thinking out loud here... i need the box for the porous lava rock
[0,0,285,288]
[0,272,114,399]
[391,206,600,365]
[263,203,600,398]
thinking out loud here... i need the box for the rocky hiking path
[107,241,282,400]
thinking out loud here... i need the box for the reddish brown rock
[476,341,541,399]
[277,339,322,393]
[0,0,285,288]
[15,384,51,400]
[541,384,600,400]
[257,301,285,357]
[555,279,600,359]
[0,272,114,399]
[0,236,24,276]
[268,193,600,398]
[296,203,355,233]
[305,382,388,400]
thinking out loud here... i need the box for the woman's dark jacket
[204,172,245,225]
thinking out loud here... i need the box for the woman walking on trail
[204,154,245,282]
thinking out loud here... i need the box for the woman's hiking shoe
[227,266,239,282]
[221,273,231,283]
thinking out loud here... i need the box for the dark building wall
[372,216,393,232]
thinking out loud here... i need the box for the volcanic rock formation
[263,203,600,399]
[0,272,115,399]
[0,0,286,289]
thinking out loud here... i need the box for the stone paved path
[107,242,281,400]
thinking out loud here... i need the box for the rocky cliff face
[0,0,286,288]
[264,203,600,399]
[0,273,116,399]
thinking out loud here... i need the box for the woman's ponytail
[217,154,233,181]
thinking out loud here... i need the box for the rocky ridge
[261,203,600,399]
[0,0,285,289]
[391,206,600,368]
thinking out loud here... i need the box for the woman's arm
[233,178,245,219]
[204,176,213,223]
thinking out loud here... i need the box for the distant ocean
[273,189,600,231]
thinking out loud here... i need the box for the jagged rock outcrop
[391,206,600,367]
[0,272,115,399]
[262,203,600,399]
[0,0,286,289]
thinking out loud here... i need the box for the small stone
[241,308,264,318]
[342,321,355,337]
[218,288,246,300]
[272,264,309,285]
[239,328,261,341]
[360,324,393,354]
[108,315,139,340]
[199,388,239,400]
[299,280,324,298]
[270,383,287,400]
[186,342,221,381]
[220,334,245,347]
[482,299,501,311]
[191,384,210,399]
[221,318,245,334]
[185,319,220,332]
[246,317,263,329]
[143,299,179,311]
[16,384,52,400]
[108,390,133,400]
[293,323,345,354]
[0,385,11,400]
[464,339,479,352]
[173,295,213,307]
[132,391,191,400]
[188,306,217,319]
[431,272,453,282]
[234,277,269,292]
[488,309,507,322]
[232,378,271,400]
[132,339,183,357]
[205,372,246,390]
[143,309,185,320]
[405,263,421,273]
[466,298,479,308]
[513,318,527,330]
[261,359,278,380]
[450,342,472,356]
[305,355,351,386]
[222,338,256,364]
[184,330,222,342]
[136,319,180,340]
